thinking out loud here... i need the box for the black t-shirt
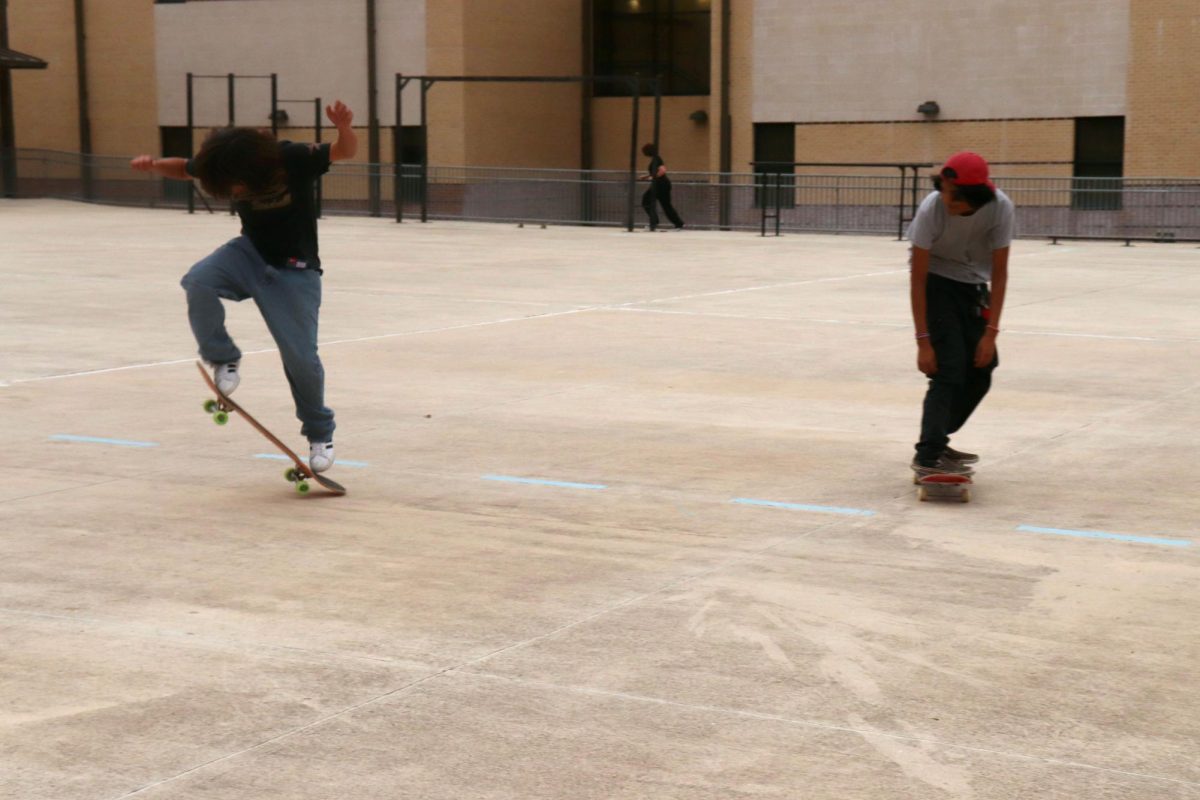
[648,155,669,185]
[188,141,331,270]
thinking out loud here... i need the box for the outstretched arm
[130,156,191,181]
[326,100,358,162]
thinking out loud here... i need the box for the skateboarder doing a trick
[131,101,358,473]
[908,152,1013,477]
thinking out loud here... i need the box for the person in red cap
[907,151,1014,477]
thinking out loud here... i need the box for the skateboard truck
[914,472,972,503]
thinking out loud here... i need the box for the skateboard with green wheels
[196,362,346,496]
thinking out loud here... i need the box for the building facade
[2,0,1197,179]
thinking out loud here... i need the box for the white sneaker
[213,361,240,395]
[309,440,334,473]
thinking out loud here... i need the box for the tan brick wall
[591,96,711,173]
[9,0,79,153]
[424,0,468,166]
[427,0,581,169]
[1125,0,1200,177]
[729,0,753,174]
[85,0,158,156]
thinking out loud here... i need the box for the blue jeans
[181,236,335,443]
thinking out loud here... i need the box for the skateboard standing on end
[197,362,346,496]
[914,471,972,503]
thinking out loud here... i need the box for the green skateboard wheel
[296,481,311,495]
[203,399,218,414]
[213,411,229,425]
[284,467,298,482]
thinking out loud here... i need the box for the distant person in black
[640,143,685,232]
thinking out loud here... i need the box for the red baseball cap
[941,151,995,190]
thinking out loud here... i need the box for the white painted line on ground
[7,268,909,386]
[254,453,370,468]
[619,307,1196,342]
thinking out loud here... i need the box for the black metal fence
[7,149,1200,243]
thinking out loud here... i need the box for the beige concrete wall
[154,0,426,129]
[754,0,1128,124]
[1125,0,1200,177]
[8,0,79,153]
[591,96,711,173]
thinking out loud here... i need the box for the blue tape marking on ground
[1016,524,1191,548]
[50,434,158,448]
[731,497,876,517]
[483,474,607,491]
[254,453,369,468]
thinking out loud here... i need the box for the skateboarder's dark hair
[641,143,658,157]
[931,173,996,210]
[192,127,285,200]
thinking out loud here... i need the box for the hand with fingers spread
[325,100,353,129]
[326,100,358,162]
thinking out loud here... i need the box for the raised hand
[130,155,156,172]
[325,100,353,128]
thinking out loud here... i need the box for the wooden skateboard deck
[196,362,346,496]
[914,472,972,503]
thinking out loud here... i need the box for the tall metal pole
[581,0,594,224]
[627,81,640,232]
[186,72,195,213]
[0,0,18,197]
[420,78,429,223]
[73,0,92,200]
[270,73,278,137]
[315,97,323,218]
[366,0,381,216]
[652,75,661,157]
[719,0,732,229]
[400,74,410,221]
[227,72,235,126]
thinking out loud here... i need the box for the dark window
[160,126,190,158]
[594,0,711,97]
[753,123,795,208]
[159,126,192,203]
[1072,116,1124,211]
[395,125,426,203]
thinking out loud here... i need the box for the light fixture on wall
[689,109,708,124]
[917,101,940,117]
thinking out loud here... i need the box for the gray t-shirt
[907,189,1015,284]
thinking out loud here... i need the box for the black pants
[916,273,998,464]
[642,179,684,230]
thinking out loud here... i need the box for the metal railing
[6,149,1200,243]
